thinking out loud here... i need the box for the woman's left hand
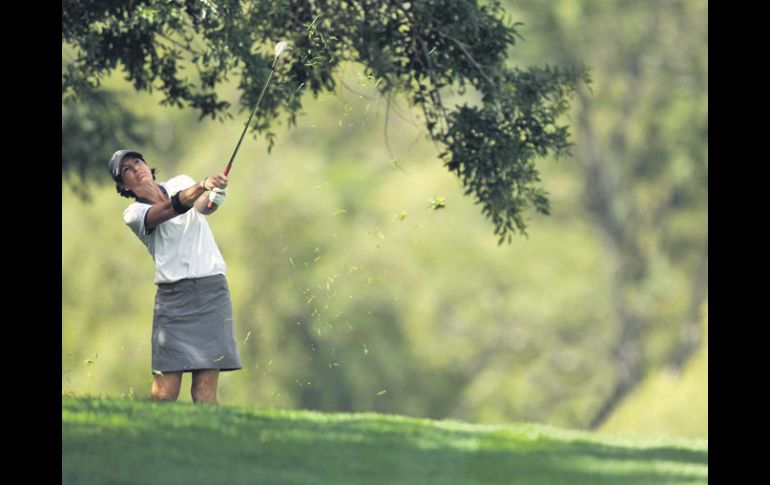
[208,188,227,206]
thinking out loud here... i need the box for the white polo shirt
[123,175,228,284]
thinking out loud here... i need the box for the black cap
[108,149,144,182]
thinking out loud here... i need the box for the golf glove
[208,187,227,206]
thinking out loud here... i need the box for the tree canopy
[62,0,587,243]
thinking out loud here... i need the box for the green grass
[62,395,707,485]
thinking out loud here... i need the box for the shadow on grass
[63,397,707,485]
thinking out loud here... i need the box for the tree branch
[435,30,495,88]
[156,31,200,57]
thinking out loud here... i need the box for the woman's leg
[191,369,219,403]
[151,371,182,401]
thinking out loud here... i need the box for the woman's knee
[151,372,182,401]
[191,386,217,403]
[191,370,219,403]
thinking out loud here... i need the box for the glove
[208,187,227,206]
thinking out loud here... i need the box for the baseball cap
[108,149,145,182]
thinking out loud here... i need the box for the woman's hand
[202,173,228,191]
[208,187,227,206]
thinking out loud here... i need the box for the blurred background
[62,0,707,440]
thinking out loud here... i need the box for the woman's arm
[146,174,227,229]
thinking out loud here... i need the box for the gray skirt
[152,274,243,374]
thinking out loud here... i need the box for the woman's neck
[134,183,167,205]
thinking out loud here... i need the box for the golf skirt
[151,274,242,374]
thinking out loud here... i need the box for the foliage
[63,395,708,484]
[62,89,150,200]
[61,91,615,428]
[62,0,587,242]
[61,0,707,437]
[499,0,708,427]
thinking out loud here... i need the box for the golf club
[208,41,288,209]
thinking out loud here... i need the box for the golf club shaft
[208,58,279,208]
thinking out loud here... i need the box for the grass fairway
[62,395,707,484]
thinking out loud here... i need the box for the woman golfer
[109,149,242,403]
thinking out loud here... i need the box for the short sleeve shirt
[123,175,227,284]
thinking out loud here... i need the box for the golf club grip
[206,163,233,209]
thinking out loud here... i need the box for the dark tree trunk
[577,95,646,430]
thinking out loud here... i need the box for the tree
[500,0,708,428]
[62,89,151,200]
[62,0,588,243]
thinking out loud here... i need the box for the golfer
[108,149,242,403]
